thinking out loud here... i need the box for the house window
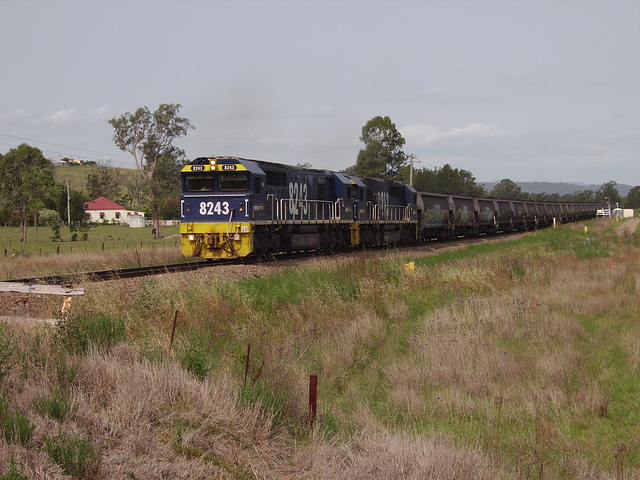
[99,212,105,219]
[115,212,121,219]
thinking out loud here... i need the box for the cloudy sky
[1,0,638,185]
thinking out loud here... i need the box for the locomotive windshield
[185,174,215,192]
[219,172,250,191]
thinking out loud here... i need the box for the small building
[612,208,634,218]
[84,197,146,226]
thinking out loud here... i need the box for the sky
[1,0,638,186]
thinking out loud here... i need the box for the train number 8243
[199,201,230,216]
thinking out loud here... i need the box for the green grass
[43,430,101,479]
[1,217,639,478]
[56,311,127,355]
[0,224,180,257]
[201,219,639,477]
[0,395,34,448]
[52,165,138,195]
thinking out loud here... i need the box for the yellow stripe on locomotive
[181,157,249,173]
[181,222,253,259]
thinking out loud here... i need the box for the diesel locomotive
[179,156,602,259]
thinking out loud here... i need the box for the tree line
[345,115,638,208]
[0,105,191,242]
[1,110,637,242]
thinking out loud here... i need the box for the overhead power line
[0,132,130,158]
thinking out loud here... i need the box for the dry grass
[292,431,506,480]
[1,220,639,478]
[0,247,184,280]
[0,330,505,479]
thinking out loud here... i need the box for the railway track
[2,260,219,285]
[2,230,525,287]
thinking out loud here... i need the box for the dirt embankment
[617,218,639,235]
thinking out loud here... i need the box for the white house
[84,197,145,226]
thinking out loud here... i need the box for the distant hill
[52,165,138,196]
[480,181,633,197]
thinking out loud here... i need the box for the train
[179,156,604,259]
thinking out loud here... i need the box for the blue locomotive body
[180,156,602,259]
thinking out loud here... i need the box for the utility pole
[408,153,420,187]
[66,178,71,228]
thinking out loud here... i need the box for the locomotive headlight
[188,234,195,241]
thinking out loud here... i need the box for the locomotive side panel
[180,156,602,259]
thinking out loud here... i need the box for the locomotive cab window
[219,172,250,191]
[185,174,215,192]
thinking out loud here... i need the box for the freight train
[179,156,603,259]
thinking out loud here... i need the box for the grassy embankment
[0,219,638,479]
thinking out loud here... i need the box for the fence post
[169,310,179,351]
[244,344,251,385]
[309,374,318,427]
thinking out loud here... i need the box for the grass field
[52,165,138,194]
[0,219,639,478]
[0,224,183,278]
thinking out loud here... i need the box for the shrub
[38,209,63,228]
[239,381,287,425]
[34,389,76,421]
[56,312,126,354]
[0,322,16,383]
[55,352,79,391]
[0,395,34,448]
[0,456,28,480]
[44,431,101,479]
[177,331,212,380]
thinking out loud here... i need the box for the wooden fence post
[169,310,179,351]
[309,374,318,427]
[244,344,251,385]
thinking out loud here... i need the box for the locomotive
[179,156,602,259]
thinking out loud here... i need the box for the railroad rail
[2,260,219,286]
[1,229,525,287]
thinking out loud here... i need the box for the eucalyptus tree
[490,178,524,199]
[109,104,194,238]
[596,181,621,206]
[625,186,640,209]
[85,163,123,202]
[413,164,486,196]
[347,116,407,180]
[0,144,54,242]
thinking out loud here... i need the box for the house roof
[84,197,125,211]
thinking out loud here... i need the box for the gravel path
[616,218,639,235]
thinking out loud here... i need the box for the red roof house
[84,197,145,226]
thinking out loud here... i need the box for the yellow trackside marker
[405,261,415,272]
[584,226,588,234]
